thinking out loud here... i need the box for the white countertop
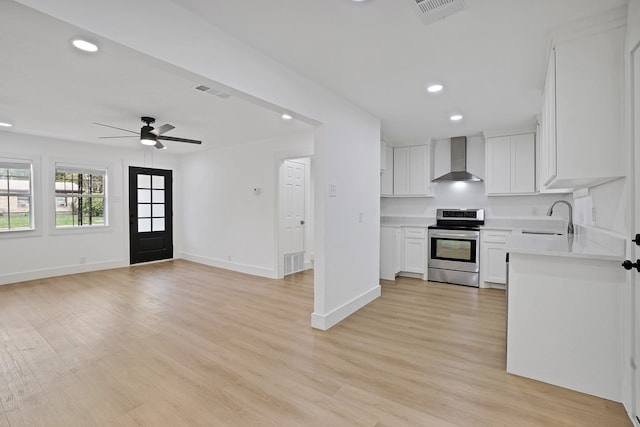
[506,228,625,261]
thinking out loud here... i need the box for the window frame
[0,157,36,234]
[53,162,109,232]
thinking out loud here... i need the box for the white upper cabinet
[539,20,624,190]
[380,144,394,196]
[393,144,433,197]
[485,131,535,195]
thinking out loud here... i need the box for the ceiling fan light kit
[94,116,202,149]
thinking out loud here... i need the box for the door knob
[300,220,305,225]
[621,259,640,272]
[633,234,640,246]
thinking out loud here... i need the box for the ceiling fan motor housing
[140,124,158,144]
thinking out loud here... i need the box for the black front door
[129,166,173,264]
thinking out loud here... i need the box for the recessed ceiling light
[450,114,463,121]
[72,39,98,52]
[352,0,369,2]
[427,84,444,93]
[281,113,293,120]
[0,122,12,127]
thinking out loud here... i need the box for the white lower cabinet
[480,229,511,288]
[403,227,426,274]
[380,226,427,280]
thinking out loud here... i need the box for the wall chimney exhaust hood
[432,136,482,182]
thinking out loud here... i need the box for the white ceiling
[172,0,628,144]
[0,0,630,151]
[0,1,314,154]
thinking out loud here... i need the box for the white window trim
[49,161,110,235]
[0,154,41,238]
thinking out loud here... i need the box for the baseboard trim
[0,260,128,286]
[178,252,277,279]
[311,284,381,330]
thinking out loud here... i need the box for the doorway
[278,158,312,276]
[129,166,173,264]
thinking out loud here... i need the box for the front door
[129,166,173,264]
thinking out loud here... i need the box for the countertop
[506,228,625,261]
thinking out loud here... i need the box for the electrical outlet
[227,255,232,262]
[79,256,86,264]
[358,212,363,223]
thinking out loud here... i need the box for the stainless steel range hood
[432,136,482,182]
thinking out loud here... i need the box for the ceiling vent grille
[409,0,465,25]
[193,84,231,99]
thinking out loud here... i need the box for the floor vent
[284,252,304,276]
[408,0,465,25]
[193,84,231,99]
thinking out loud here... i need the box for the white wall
[0,132,180,285]
[179,132,313,278]
[24,0,383,330]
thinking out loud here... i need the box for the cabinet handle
[621,259,640,272]
[632,234,640,246]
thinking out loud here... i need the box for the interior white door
[282,159,306,255]
[633,45,640,424]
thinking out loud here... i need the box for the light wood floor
[0,260,631,426]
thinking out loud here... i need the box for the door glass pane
[138,204,151,218]
[152,218,165,231]
[138,218,151,232]
[137,174,151,189]
[152,189,164,203]
[152,204,164,217]
[138,189,151,203]
[152,175,164,189]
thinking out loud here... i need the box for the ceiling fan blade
[154,141,165,149]
[98,136,137,139]
[158,135,202,145]
[92,122,138,134]
[151,124,175,136]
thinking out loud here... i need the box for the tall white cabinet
[484,131,535,195]
[393,144,432,197]
[380,143,393,196]
[539,19,624,190]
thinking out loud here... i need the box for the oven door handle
[429,232,479,239]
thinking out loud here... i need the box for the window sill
[49,224,112,236]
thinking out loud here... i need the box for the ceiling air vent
[408,0,465,25]
[193,84,231,99]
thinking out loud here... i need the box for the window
[0,160,33,231]
[55,165,107,228]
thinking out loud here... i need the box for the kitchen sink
[521,230,564,236]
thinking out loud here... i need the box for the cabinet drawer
[404,227,426,239]
[481,230,510,243]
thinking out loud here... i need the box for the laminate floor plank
[0,260,631,426]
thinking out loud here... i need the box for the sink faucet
[546,200,574,234]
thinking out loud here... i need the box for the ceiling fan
[94,116,202,149]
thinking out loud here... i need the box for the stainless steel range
[428,208,484,287]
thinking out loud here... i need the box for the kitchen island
[505,227,625,402]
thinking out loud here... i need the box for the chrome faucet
[546,200,574,234]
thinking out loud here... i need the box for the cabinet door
[409,145,430,195]
[394,228,403,273]
[381,145,394,196]
[483,243,507,284]
[542,48,557,187]
[393,147,410,195]
[380,227,397,280]
[486,136,511,194]
[511,133,535,193]
[403,238,425,274]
